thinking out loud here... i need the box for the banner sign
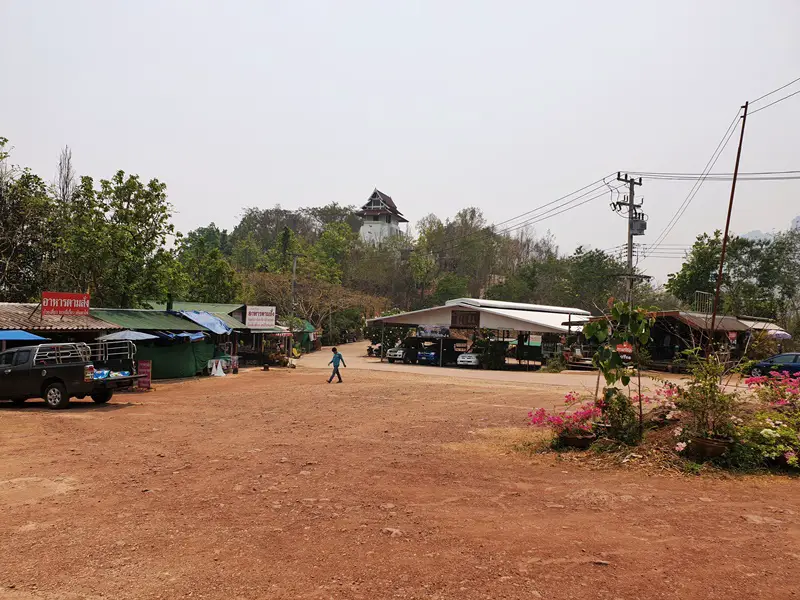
[450,310,480,329]
[245,306,276,329]
[41,291,90,316]
[616,341,633,362]
[137,360,152,390]
[416,325,450,338]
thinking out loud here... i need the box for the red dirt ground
[1,362,799,599]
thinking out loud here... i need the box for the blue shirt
[331,352,344,368]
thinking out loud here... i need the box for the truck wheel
[92,390,114,404]
[43,382,69,409]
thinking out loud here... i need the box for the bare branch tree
[54,145,76,203]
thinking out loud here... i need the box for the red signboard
[616,341,633,362]
[137,360,152,390]
[41,291,90,316]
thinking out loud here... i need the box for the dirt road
[1,358,798,599]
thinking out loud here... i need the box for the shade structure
[178,311,232,335]
[96,330,159,342]
[367,298,590,335]
[0,330,48,342]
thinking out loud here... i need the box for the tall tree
[53,170,179,307]
[665,232,723,306]
[0,138,57,301]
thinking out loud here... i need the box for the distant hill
[742,215,799,240]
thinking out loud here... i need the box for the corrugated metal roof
[145,301,245,314]
[366,302,577,334]
[90,309,208,331]
[143,302,247,329]
[0,303,121,331]
[447,298,590,316]
[668,311,748,332]
[212,312,247,330]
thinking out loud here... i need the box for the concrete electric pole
[288,253,304,360]
[614,173,644,303]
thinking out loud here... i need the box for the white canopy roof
[738,318,792,339]
[368,299,587,334]
[445,298,590,316]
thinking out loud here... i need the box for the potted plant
[674,352,739,459]
[528,392,601,449]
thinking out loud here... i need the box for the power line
[498,184,626,236]
[628,170,800,181]
[646,108,743,255]
[434,184,627,263]
[428,176,619,256]
[750,88,800,115]
[630,169,800,177]
[750,75,800,104]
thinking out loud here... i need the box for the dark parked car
[416,349,439,365]
[751,353,800,376]
[0,343,140,409]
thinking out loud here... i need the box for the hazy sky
[2,1,798,283]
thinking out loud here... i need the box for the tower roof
[357,188,408,223]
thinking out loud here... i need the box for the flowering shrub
[734,412,800,469]
[528,392,601,437]
[675,353,740,440]
[600,387,639,444]
[745,371,800,408]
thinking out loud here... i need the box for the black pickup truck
[0,342,140,409]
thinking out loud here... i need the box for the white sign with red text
[245,306,276,329]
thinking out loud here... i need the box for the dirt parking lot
[1,345,799,599]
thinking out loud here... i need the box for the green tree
[486,275,532,303]
[430,273,469,306]
[665,232,723,305]
[177,235,241,302]
[52,170,178,307]
[409,250,436,305]
[231,233,265,271]
[301,202,362,233]
[0,138,57,301]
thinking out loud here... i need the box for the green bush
[677,352,739,440]
[599,388,639,444]
[733,412,800,469]
[542,356,566,373]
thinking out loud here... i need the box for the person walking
[327,347,346,383]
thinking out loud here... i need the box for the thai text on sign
[245,306,276,328]
[137,360,152,390]
[41,292,90,316]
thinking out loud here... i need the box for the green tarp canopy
[144,302,247,330]
[91,309,207,332]
[135,341,215,379]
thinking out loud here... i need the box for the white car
[457,348,485,368]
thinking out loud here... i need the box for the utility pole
[288,253,304,359]
[708,101,749,352]
[613,173,643,303]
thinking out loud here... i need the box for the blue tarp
[153,331,207,342]
[0,330,48,341]
[177,311,232,335]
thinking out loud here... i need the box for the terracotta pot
[559,432,597,449]
[688,437,733,459]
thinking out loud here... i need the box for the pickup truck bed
[1,343,141,409]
